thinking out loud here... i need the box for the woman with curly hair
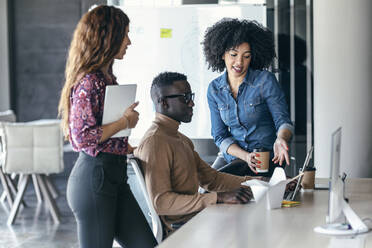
[58,5,157,248]
[203,18,293,177]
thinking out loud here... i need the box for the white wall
[114,4,266,140]
[314,0,372,178]
[0,0,10,111]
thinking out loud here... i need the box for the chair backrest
[0,110,16,123]
[0,119,64,174]
[0,110,16,161]
[127,157,163,243]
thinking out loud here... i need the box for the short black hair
[202,18,276,72]
[151,71,187,102]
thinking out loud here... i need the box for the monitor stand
[314,199,369,235]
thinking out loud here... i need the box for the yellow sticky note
[160,28,172,38]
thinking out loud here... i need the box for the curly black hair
[202,18,276,72]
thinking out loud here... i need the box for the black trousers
[66,152,157,248]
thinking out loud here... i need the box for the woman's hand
[127,144,137,154]
[122,101,139,129]
[272,137,290,166]
[243,152,261,174]
[226,144,264,174]
[99,101,139,143]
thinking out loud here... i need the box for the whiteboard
[113,4,266,139]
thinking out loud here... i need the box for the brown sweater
[134,113,250,236]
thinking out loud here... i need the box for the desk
[158,179,372,248]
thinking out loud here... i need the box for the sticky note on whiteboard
[160,28,172,38]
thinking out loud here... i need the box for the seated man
[134,72,255,237]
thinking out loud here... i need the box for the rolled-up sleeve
[207,83,235,154]
[278,123,294,135]
[263,73,294,135]
[219,137,236,154]
[70,80,103,150]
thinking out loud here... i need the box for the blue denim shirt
[207,68,293,162]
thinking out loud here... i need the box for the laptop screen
[288,146,314,200]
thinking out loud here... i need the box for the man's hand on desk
[250,176,270,182]
[217,186,253,204]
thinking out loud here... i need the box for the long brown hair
[58,5,129,138]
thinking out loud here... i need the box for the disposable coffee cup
[253,148,270,173]
[301,167,316,190]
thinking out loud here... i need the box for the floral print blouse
[69,71,128,157]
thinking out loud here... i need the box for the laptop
[285,146,314,201]
[102,84,137,138]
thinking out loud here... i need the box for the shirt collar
[154,112,180,134]
[217,68,253,89]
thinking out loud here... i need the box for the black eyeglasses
[160,92,195,104]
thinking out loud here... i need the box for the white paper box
[242,167,297,210]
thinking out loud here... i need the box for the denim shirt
[207,68,293,162]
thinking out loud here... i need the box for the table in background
[158,178,372,248]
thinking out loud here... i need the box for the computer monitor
[314,127,368,235]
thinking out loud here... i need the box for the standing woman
[58,5,157,248]
[203,18,294,177]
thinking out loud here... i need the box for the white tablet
[102,84,137,138]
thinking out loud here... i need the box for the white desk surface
[157,178,372,248]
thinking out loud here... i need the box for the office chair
[211,152,226,170]
[0,110,17,209]
[127,156,163,243]
[0,119,64,225]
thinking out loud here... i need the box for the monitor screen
[327,127,343,223]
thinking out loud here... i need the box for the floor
[0,176,79,248]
